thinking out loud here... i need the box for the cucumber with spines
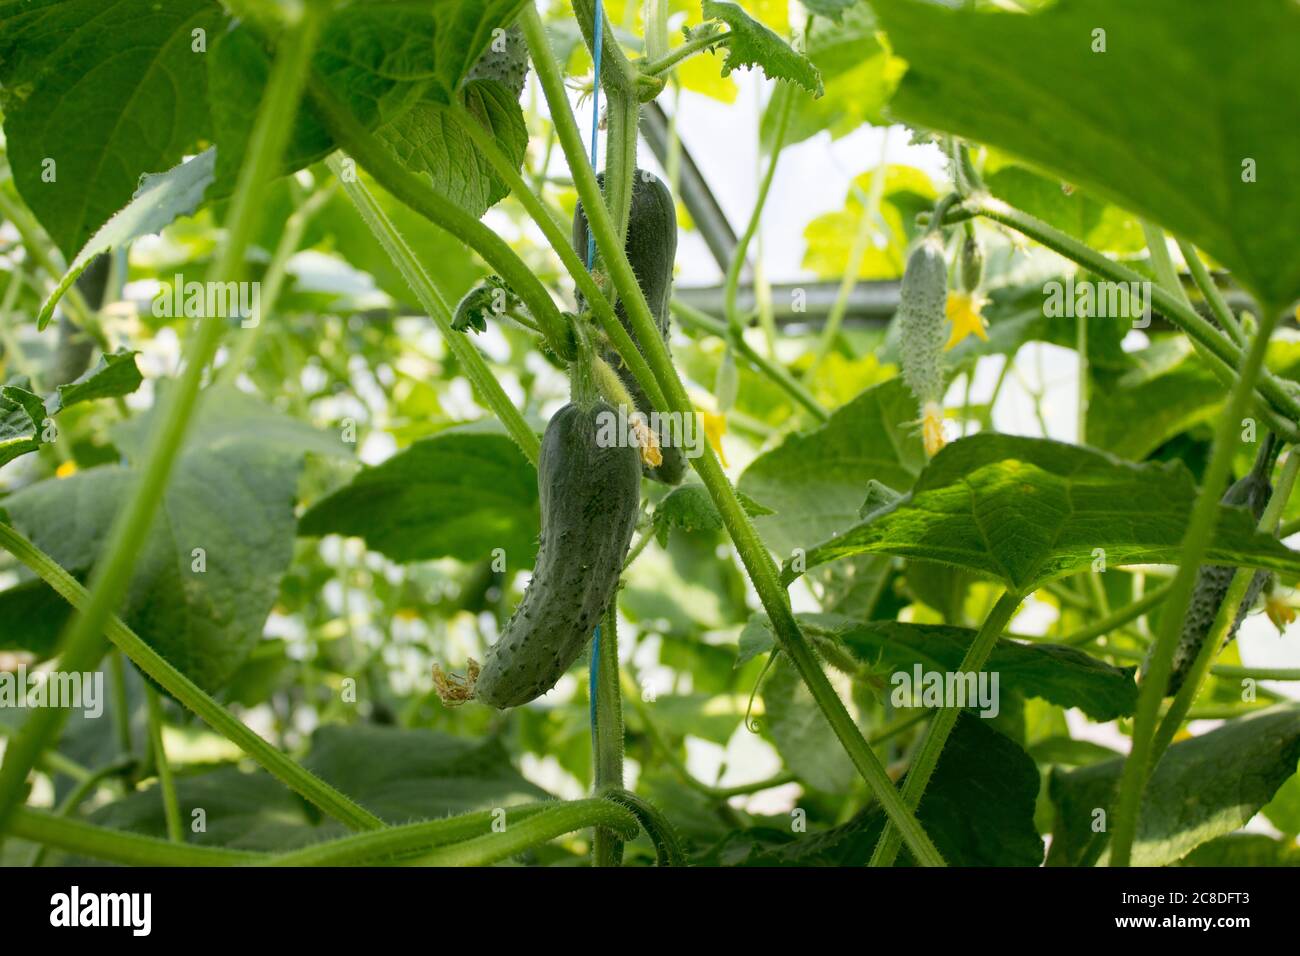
[1145,433,1280,696]
[573,169,684,485]
[474,400,640,709]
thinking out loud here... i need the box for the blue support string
[587,0,606,746]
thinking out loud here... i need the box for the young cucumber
[475,400,641,709]
[1146,433,1279,696]
[572,169,685,485]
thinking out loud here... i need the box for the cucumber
[896,232,950,456]
[1147,432,1279,696]
[467,23,529,100]
[573,169,684,485]
[475,400,641,709]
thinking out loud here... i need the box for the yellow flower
[945,291,989,350]
[631,416,663,467]
[921,401,946,458]
[56,460,77,478]
[1265,593,1296,632]
[703,411,729,467]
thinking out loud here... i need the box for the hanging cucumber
[473,399,641,709]
[1143,433,1280,696]
[896,232,950,457]
[572,168,685,485]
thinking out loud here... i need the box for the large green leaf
[739,376,924,557]
[874,0,1300,307]
[299,424,539,566]
[810,615,1137,722]
[743,613,1136,721]
[0,0,226,258]
[209,0,528,211]
[0,386,348,691]
[697,714,1042,866]
[787,434,1300,593]
[762,655,856,793]
[1048,704,1300,866]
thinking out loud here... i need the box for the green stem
[600,787,684,865]
[324,153,541,465]
[592,603,626,867]
[523,3,944,867]
[218,178,336,386]
[1140,220,1193,310]
[0,9,324,839]
[109,649,134,757]
[445,104,668,415]
[144,685,183,843]
[28,756,136,867]
[0,187,100,339]
[1096,645,1300,682]
[670,299,828,421]
[405,799,640,867]
[1178,239,1245,347]
[266,803,553,866]
[1150,448,1300,759]
[870,589,1022,867]
[0,522,384,832]
[11,808,259,866]
[308,82,573,360]
[640,32,731,76]
[1109,305,1283,867]
[604,93,640,244]
[1061,581,1172,646]
[967,195,1300,438]
[723,82,793,334]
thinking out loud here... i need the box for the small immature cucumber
[1146,433,1279,696]
[572,169,685,485]
[475,400,641,708]
[895,233,950,456]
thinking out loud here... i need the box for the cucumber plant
[0,0,1297,878]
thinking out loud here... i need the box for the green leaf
[762,653,856,792]
[984,161,1145,256]
[0,0,226,257]
[739,376,925,557]
[35,150,216,329]
[0,350,143,469]
[375,78,528,219]
[697,714,1042,865]
[299,424,540,566]
[873,0,1300,307]
[802,614,1138,722]
[209,0,528,205]
[1175,834,1300,867]
[0,386,348,691]
[652,483,772,548]
[701,0,823,96]
[0,384,47,468]
[48,348,144,414]
[762,4,899,150]
[1048,704,1300,866]
[787,433,1300,593]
